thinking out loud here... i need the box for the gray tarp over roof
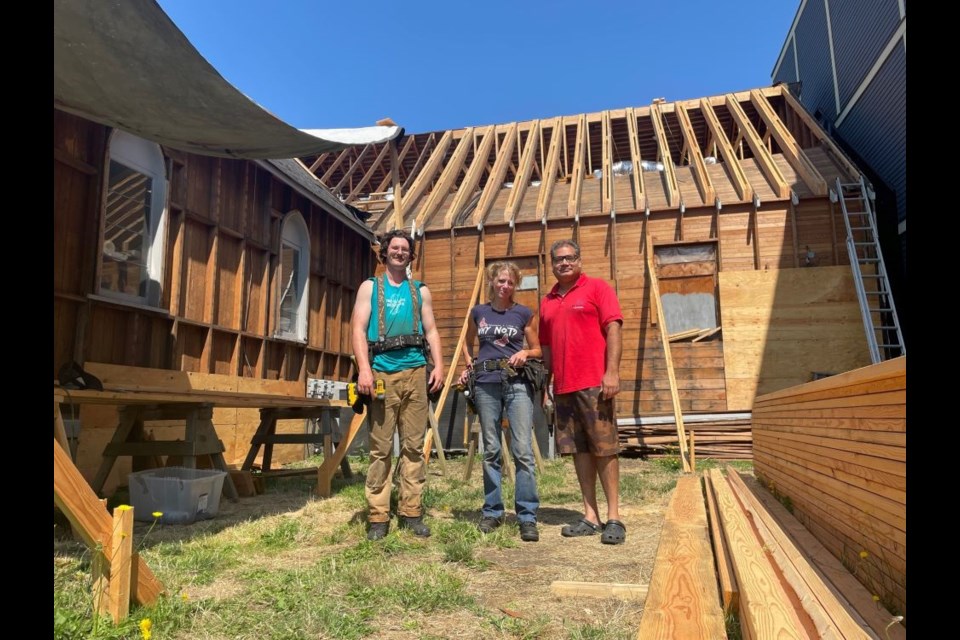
[54,0,401,159]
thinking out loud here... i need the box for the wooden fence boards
[752,358,906,616]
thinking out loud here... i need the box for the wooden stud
[704,474,739,613]
[725,95,790,199]
[749,90,828,196]
[600,111,614,214]
[624,108,647,212]
[504,120,540,223]
[106,505,134,622]
[650,103,680,208]
[390,139,403,230]
[551,581,648,600]
[675,103,716,204]
[789,197,801,268]
[689,430,696,472]
[700,99,752,202]
[473,123,518,226]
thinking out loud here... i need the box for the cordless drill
[347,378,385,414]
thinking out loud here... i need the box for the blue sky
[157,0,799,134]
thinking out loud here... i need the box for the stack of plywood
[704,467,905,640]
[752,357,905,617]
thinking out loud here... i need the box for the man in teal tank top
[350,229,444,540]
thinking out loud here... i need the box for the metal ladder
[834,176,905,363]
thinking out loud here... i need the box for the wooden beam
[600,111,614,214]
[397,130,453,227]
[333,144,373,195]
[444,125,498,227]
[106,505,134,622]
[704,474,739,613]
[566,114,587,217]
[317,409,367,498]
[307,152,330,174]
[319,147,353,184]
[345,142,391,203]
[725,95,790,199]
[675,103,716,204]
[645,250,690,471]
[777,87,862,181]
[473,123,518,225]
[708,469,813,640]
[390,139,403,230]
[650,103,680,208]
[625,107,647,212]
[749,90,828,196]
[504,120,541,223]
[415,128,475,229]
[551,581,649,600]
[700,99,752,202]
[53,439,163,605]
[536,117,563,219]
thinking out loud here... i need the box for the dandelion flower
[872,595,880,602]
[181,593,189,601]
[859,550,869,560]
[139,617,152,640]
[152,511,163,519]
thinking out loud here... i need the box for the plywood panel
[719,267,870,409]
[216,236,242,330]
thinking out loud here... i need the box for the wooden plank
[473,123,518,226]
[536,117,563,218]
[107,505,135,622]
[637,476,727,639]
[53,439,164,605]
[398,130,453,228]
[650,103,680,207]
[444,125,497,227]
[566,114,587,217]
[700,99,752,202]
[645,250,690,471]
[317,410,367,498]
[726,470,877,639]
[707,469,814,639]
[675,103,715,204]
[600,111,614,214]
[725,95,790,199]
[551,581,648,600]
[749,90,827,196]
[754,357,904,404]
[703,474,739,613]
[740,473,906,640]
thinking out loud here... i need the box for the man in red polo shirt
[539,239,625,544]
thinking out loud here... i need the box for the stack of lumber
[752,357,905,616]
[619,414,752,459]
[704,467,905,639]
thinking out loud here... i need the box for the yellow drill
[347,379,385,413]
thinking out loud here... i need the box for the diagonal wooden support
[316,409,367,498]
[54,439,163,606]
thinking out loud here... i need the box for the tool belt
[474,358,548,392]
[369,333,426,354]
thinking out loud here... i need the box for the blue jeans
[474,379,540,523]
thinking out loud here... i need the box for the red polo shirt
[539,273,623,394]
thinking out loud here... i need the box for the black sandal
[561,518,604,537]
[601,519,626,545]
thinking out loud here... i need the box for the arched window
[275,210,310,341]
[99,130,168,306]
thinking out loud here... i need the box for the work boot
[519,521,539,542]
[367,521,389,541]
[477,516,502,534]
[399,515,431,537]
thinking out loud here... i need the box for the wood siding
[752,356,905,617]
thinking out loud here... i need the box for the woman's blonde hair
[486,261,522,302]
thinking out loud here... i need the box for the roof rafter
[443,125,497,227]
[399,130,454,227]
[725,95,789,199]
[307,152,329,174]
[675,103,715,205]
[566,114,587,217]
[700,98,752,202]
[345,142,391,203]
[776,88,862,181]
[536,117,563,218]
[333,144,373,194]
[650,103,680,207]
[601,111,614,214]
[749,90,827,196]
[625,107,646,212]
[319,147,352,184]
[415,127,474,228]
[473,122,518,226]
[504,120,540,223]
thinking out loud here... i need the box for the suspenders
[370,274,426,355]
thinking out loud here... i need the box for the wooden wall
[53,109,374,385]
[752,357,906,617]
[719,266,872,410]
[415,196,854,417]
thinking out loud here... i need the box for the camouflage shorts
[554,387,619,457]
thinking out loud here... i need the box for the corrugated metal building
[772,0,906,333]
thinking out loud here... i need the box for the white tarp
[54,0,401,159]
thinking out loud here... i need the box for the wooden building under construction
[300,84,902,456]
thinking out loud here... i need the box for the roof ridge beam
[749,90,827,196]
[725,95,790,199]
[700,98,752,202]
